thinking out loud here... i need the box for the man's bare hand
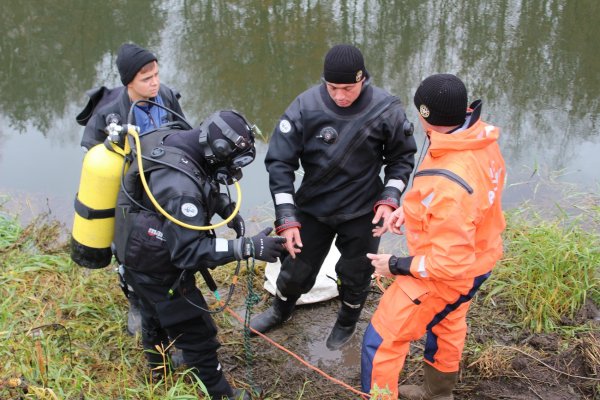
[372,204,394,237]
[366,253,393,277]
[387,207,405,235]
[282,227,302,258]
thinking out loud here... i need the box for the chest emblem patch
[181,203,198,217]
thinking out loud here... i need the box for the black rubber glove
[225,207,245,238]
[244,227,286,262]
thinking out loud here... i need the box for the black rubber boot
[325,285,369,350]
[229,388,251,399]
[202,372,235,399]
[249,295,297,335]
[127,292,142,336]
[326,321,357,351]
[326,296,366,350]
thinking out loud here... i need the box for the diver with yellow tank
[114,109,283,399]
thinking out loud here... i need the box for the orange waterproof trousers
[361,273,489,399]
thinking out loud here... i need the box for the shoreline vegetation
[1,192,599,399]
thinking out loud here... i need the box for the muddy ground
[214,280,600,400]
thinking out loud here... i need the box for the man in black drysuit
[113,110,286,399]
[250,44,418,350]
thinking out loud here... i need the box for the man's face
[325,79,364,107]
[127,61,160,101]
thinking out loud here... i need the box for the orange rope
[224,306,371,399]
[375,274,387,293]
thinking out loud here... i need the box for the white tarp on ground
[263,245,340,305]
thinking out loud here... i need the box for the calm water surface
[1,0,598,227]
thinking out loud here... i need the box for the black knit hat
[323,44,366,84]
[413,74,468,126]
[116,43,158,85]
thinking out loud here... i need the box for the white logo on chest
[181,203,198,217]
[147,228,166,241]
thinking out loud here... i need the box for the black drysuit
[113,127,245,398]
[265,77,417,307]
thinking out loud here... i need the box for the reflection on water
[1,0,599,224]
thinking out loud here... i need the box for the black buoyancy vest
[113,127,213,267]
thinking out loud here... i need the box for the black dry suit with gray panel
[264,76,417,327]
[112,127,247,398]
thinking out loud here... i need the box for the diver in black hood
[113,110,285,399]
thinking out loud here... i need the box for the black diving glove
[216,195,245,238]
[225,205,245,238]
[243,227,286,262]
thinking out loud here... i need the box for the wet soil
[215,281,600,400]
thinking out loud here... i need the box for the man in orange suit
[361,73,506,400]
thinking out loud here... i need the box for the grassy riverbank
[1,199,599,399]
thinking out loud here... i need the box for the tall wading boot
[326,300,365,350]
[117,265,142,336]
[127,292,143,336]
[398,363,458,400]
[229,388,251,399]
[249,295,298,335]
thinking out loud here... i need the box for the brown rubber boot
[398,363,457,400]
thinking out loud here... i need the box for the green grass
[1,200,599,398]
[0,213,215,399]
[485,208,600,333]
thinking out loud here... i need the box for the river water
[1,0,599,228]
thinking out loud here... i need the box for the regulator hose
[126,125,241,230]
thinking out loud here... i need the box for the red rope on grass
[225,306,371,399]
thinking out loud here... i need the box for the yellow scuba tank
[71,123,130,269]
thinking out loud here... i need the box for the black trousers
[124,269,233,398]
[276,211,379,303]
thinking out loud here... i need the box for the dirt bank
[215,281,599,399]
